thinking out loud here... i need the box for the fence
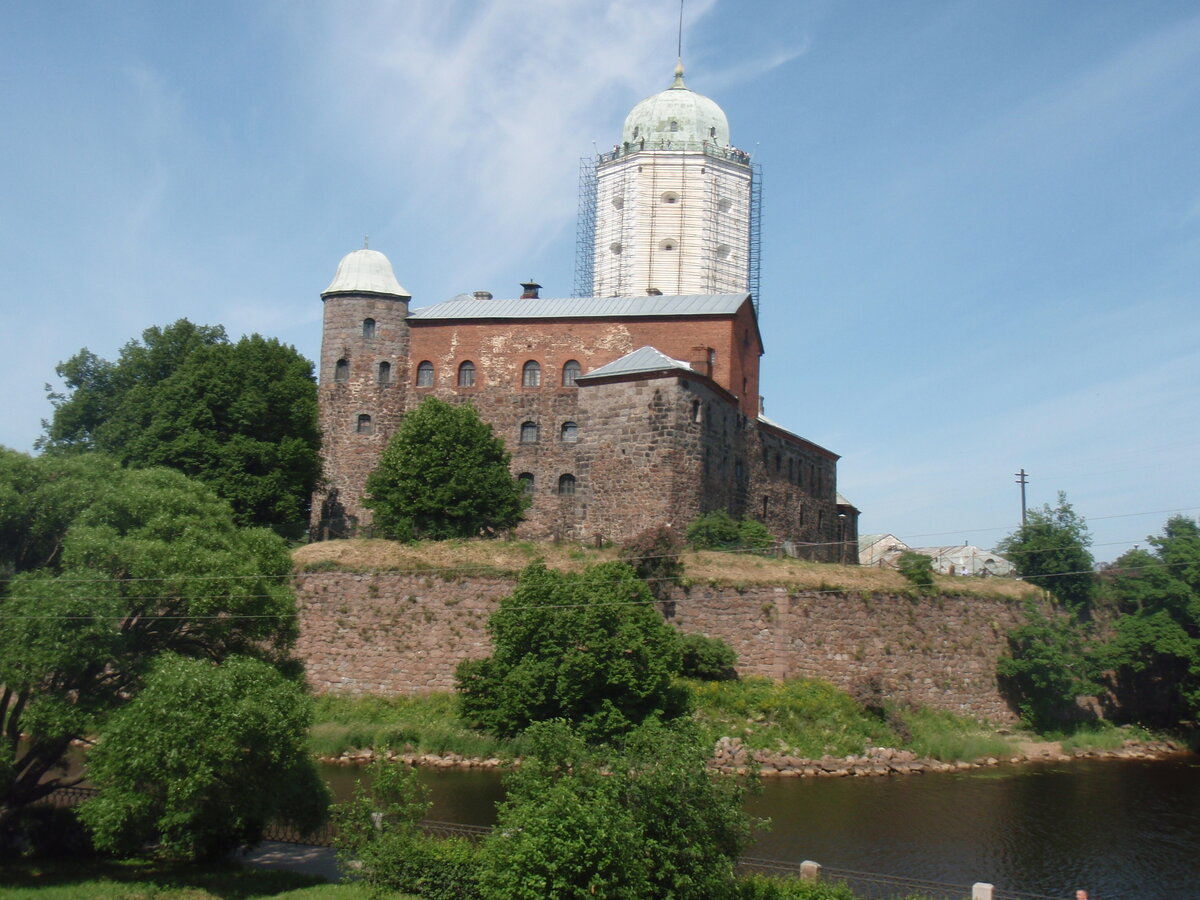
[40,786,1061,899]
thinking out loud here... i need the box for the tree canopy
[0,449,316,845]
[40,319,320,536]
[996,492,1096,612]
[364,397,525,540]
[455,562,687,741]
[79,654,327,860]
[1095,515,1200,725]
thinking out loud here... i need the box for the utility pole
[1014,469,1029,526]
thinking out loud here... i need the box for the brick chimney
[473,290,493,301]
[520,281,542,299]
[689,346,714,378]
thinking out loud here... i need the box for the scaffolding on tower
[748,162,762,313]
[573,157,597,298]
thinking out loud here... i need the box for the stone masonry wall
[295,572,1030,721]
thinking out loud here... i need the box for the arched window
[661,191,679,204]
[669,120,679,132]
[377,361,391,384]
[458,360,476,387]
[522,360,541,387]
[562,360,581,387]
[560,421,578,443]
[335,358,349,383]
[362,318,376,338]
[518,472,535,494]
[520,421,539,444]
[356,414,373,434]
[659,238,677,251]
[416,361,434,387]
[558,474,576,496]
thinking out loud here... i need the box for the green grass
[688,677,898,758]
[899,708,1015,762]
[0,858,401,900]
[309,692,532,760]
[1057,722,1155,753]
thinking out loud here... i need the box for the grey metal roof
[409,292,750,320]
[575,346,692,381]
[757,414,838,459]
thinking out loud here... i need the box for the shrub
[688,510,774,551]
[619,524,684,600]
[680,633,739,681]
[897,551,935,592]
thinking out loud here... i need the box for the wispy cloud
[299,0,718,288]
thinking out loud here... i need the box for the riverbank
[317,735,1186,777]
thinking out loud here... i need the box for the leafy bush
[687,510,774,551]
[996,603,1097,732]
[619,524,684,600]
[0,806,93,860]
[680,632,739,681]
[896,551,935,592]
[456,562,688,742]
[480,720,753,899]
[333,759,482,898]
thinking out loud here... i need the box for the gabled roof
[409,293,751,320]
[574,346,692,381]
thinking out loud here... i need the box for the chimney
[473,290,493,301]
[520,280,542,299]
[689,346,714,378]
[646,286,663,296]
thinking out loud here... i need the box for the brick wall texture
[312,291,856,558]
[295,572,1030,722]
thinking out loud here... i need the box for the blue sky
[2,1,1197,561]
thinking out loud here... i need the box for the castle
[312,62,859,560]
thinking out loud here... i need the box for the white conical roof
[621,61,730,149]
[322,248,409,297]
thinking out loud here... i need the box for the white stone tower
[591,62,754,298]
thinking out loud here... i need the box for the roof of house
[574,346,691,381]
[409,293,751,320]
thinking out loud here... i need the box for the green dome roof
[621,62,730,149]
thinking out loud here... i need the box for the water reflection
[320,757,1200,899]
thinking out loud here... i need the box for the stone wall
[295,572,1031,721]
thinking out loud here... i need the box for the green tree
[40,320,320,536]
[455,563,687,741]
[480,720,752,899]
[364,397,525,541]
[79,654,327,860]
[1095,516,1200,726]
[996,604,1096,731]
[618,523,684,601]
[0,450,308,838]
[996,492,1096,613]
[679,632,739,681]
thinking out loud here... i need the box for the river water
[320,756,1200,899]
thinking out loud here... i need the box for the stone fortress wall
[295,571,1030,722]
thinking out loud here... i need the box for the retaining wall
[294,572,1031,721]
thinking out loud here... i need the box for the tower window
[718,198,732,213]
[362,318,376,338]
[558,474,576,496]
[562,360,581,387]
[518,472,535,494]
[659,239,677,251]
[458,360,476,387]
[669,120,679,132]
[632,126,639,139]
[609,241,622,255]
[356,414,373,434]
[522,360,541,387]
[661,191,679,204]
[691,399,701,423]
[560,421,578,443]
[335,358,349,383]
[520,421,539,444]
[416,360,434,387]
[611,195,624,209]
[709,126,716,139]
[377,361,392,384]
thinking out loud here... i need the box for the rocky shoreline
[319,736,1187,777]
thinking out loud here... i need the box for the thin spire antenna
[677,0,684,61]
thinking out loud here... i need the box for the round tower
[312,247,411,537]
[593,62,754,298]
